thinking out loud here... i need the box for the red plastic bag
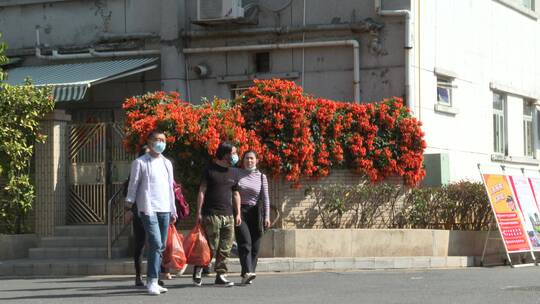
[162,225,187,270]
[183,223,211,266]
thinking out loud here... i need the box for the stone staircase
[28,225,128,260]
[0,225,135,277]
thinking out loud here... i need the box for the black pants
[132,207,166,277]
[235,204,262,275]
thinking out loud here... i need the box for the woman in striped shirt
[235,150,270,285]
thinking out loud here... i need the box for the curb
[0,256,476,277]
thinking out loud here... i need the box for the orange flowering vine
[123,79,426,188]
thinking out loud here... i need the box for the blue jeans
[141,212,170,279]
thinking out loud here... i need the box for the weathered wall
[184,0,406,103]
[0,0,161,49]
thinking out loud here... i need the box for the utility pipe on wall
[35,29,160,60]
[374,0,415,115]
[301,0,306,88]
[183,40,361,103]
[181,22,384,38]
[89,49,160,58]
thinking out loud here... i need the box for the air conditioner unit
[197,0,244,21]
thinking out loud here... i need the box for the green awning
[4,57,158,102]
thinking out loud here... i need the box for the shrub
[308,181,493,230]
[0,33,54,234]
[0,85,54,232]
[308,182,405,229]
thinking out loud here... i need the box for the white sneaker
[147,279,161,295]
[158,285,168,293]
[241,273,256,285]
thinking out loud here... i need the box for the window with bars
[524,100,534,157]
[230,84,251,99]
[493,93,507,155]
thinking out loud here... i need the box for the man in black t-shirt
[193,141,241,287]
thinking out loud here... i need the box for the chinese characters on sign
[481,174,530,253]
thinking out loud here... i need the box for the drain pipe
[301,0,306,88]
[375,0,414,115]
[89,49,160,58]
[183,40,361,103]
[35,28,160,60]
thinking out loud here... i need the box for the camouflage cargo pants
[202,215,234,274]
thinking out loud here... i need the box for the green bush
[308,181,493,230]
[0,33,54,234]
[308,182,405,229]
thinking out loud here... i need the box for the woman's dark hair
[242,150,258,161]
[215,141,235,160]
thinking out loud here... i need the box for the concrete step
[28,247,128,259]
[0,256,477,277]
[39,236,128,248]
[53,225,108,237]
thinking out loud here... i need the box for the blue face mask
[231,154,239,166]
[153,141,166,154]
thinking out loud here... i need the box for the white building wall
[417,0,540,182]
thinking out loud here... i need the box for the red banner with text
[482,174,530,253]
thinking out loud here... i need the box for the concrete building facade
[0,0,539,231]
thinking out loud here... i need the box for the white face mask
[246,166,257,172]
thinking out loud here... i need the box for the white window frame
[437,77,454,106]
[494,0,537,19]
[434,68,459,115]
[523,99,534,157]
[493,92,507,156]
[522,0,535,11]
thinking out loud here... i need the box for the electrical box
[422,153,450,187]
[197,0,244,22]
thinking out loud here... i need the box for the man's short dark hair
[216,141,235,160]
[148,129,165,140]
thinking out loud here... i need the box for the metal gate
[67,123,133,225]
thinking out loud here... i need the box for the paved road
[2,267,540,304]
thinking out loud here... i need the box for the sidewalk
[0,256,475,277]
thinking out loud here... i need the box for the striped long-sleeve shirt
[237,169,270,221]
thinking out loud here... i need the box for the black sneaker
[135,276,145,287]
[158,280,165,287]
[192,266,203,287]
[215,274,234,287]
